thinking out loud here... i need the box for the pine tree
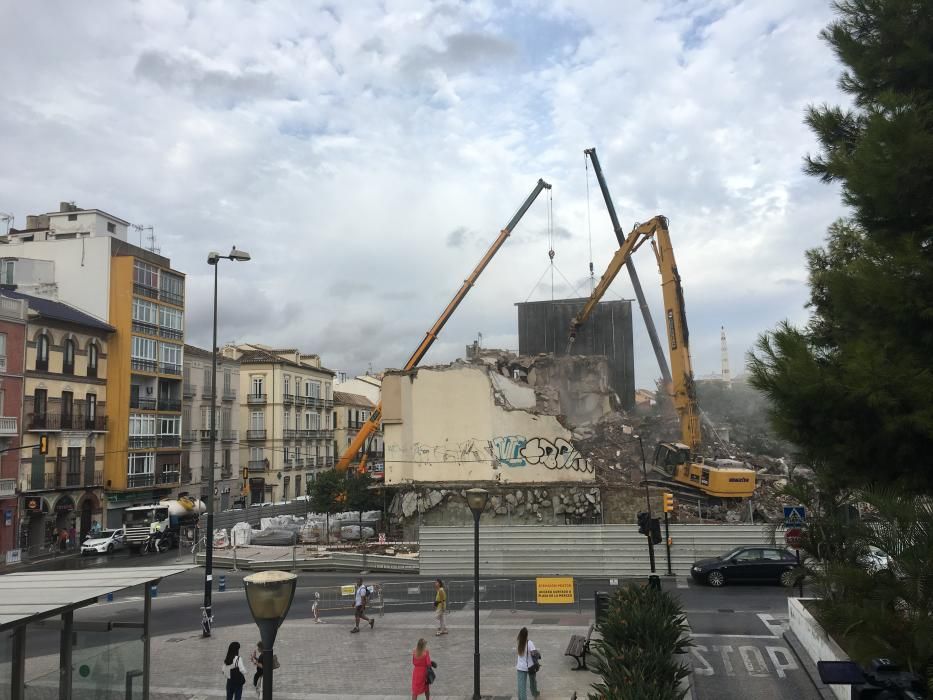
[748,0,933,492]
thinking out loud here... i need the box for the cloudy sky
[0,0,846,388]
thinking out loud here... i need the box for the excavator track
[640,477,748,516]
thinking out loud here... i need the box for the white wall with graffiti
[382,364,595,484]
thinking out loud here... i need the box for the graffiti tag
[520,437,593,473]
[490,436,527,468]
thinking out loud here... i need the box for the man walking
[350,578,374,633]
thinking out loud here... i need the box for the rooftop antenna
[477,332,483,348]
[720,326,731,386]
[131,224,159,254]
[0,212,13,235]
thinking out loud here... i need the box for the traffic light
[39,434,48,455]
[663,491,675,513]
[637,511,649,535]
[650,517,662,545]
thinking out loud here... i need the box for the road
[14,550,821,699]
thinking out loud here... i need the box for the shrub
[588,583,692,700]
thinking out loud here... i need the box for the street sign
[785,527,803,549]
[783,505,806,526]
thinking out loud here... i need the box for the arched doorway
[80,498,93,539]
[53,495,75,532]
[21,496,50,552]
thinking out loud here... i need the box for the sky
[0,0,847,389]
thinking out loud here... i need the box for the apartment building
[2,203,186,527]
[3,290,114,550]
[0,295,26,557]
[333,391,383,471]
[225,344,334,503]
[181,344,240,511]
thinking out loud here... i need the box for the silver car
[81,528,126,555]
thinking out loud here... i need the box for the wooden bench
[565,624,595,670]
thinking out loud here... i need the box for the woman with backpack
[221,641,248,700]
[516,627,541,700]
[411,637,436,699]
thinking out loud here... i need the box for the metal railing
[247,429,267,440]
[247,460,266,472]
[247,393,267,404]
[158,399,181,412]
[130,396,157,410]
[157,470,180,485]
[129,436,157,449]
[159,363,182,376]
[183,383,196,397]
[282,393,294,405]
[182,430,196,443]
[131,358,158,373]
[221,430,238,442]
[222,389,237,401]
[127,473,155,488]
[159,434,181,448]
[0,416,18,435]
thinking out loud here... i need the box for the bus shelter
[0,565,193,699]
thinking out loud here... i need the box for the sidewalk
[150,607,598,699]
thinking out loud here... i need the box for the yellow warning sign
[536,576,575,604]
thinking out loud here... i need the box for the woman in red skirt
[411,638,432,699]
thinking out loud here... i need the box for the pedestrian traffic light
[663,491,674,513]
[650,517,662,546]
[637,511,649,536]
[39,434,48,455]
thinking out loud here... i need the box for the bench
[565,624,595,670]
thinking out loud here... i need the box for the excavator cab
[653,442,691,477]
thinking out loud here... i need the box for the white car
[81,529,126,555]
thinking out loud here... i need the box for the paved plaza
[150,607,599,699]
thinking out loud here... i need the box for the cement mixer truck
[122,497,206,554]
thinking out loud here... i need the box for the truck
[122,497,206,553]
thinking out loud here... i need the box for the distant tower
[720,326,731,385]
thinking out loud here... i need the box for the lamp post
[203,246,250,638]
[637,435,658,577]
[466,487,489,700]
[244,571,297,700]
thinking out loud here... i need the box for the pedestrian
[58,528,68,552]
[516,627,541,700]
[411,637,435,700]
[249,641,263,694]
[221,641,248,700]
[351,577,374,633]
[433,579,448,636]
[312,592,323,623]
[68,525,76,549]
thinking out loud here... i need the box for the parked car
[81,528,126,555]
[691,546,799,587]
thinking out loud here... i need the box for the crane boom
[336,178,553,472]
[583,148,673,386]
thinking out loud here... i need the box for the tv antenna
[131,224,159,254]
[0,212,13,235]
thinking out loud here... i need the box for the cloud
[0,0,848,391]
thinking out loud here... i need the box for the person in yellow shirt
[433,578,448,636]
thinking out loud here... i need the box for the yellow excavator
[336,178,552,473]
[569,149,755,499]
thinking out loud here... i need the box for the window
[159,305,183,332]
[182,405,191,431]
[223,369,231,394]
[251,376,264,396]
[284,446,291,461]
[250,411,264,431]
[132,298,157,325]
[309,381,321,399]
[309,412,320,430]
[304,380,311,397]
[129,414,156,436]
[283,476,290,500]
[283,411,290,430]
[131,336,157,360]
[61,391,74,428]
[0,332,6,372]
[324,383,331,400]
[33,388,47,417]
[159,272,184,304]
[63,339,75,374]
[203,366,212,391]
[66,448,81,483]
[249,447,263,462]
[128,453,155,474]
[87,342,99,377]
[159,416,180,435]
[68,213,78,221]
[133,260,159,289]
[36,334,49,371]
[160,342,182,372]
[295,475,302,498]
[221,407,231,433]
[106,221,116,233]
[1,260,13,285]
[304,412,311,430]
[295,445,301,462]
[294,412,300,430]
[283,376,290,396]
[733,549,761,563]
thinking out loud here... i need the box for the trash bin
[648,575,661,591]
[594,591,611,624]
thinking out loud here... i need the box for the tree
[748,0,933,492]
[308,469,348,544]
[346,470,381,542]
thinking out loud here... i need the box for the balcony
[247,393,267,405]
[130,396,157,410]
[26,412,108,432]
[129,436,157,449]
[182,430,196,444]
[283,429,299,439]
[201,385,213,400]
[221,430,237,442]
[182,383,196,398]
[131,358,158,373]
[159,327,183,341]
[0,417,17,436]
[282,393,293,405]
[323,399,333,410]
[132,320,159,337]
[246,429,267,441]
[158,288,184,306]
[283,458,293,470]
[157,469,180,485]
[199,429,217,442]
[127,473,155,488]
[247,460,267,473]
[133,282,158,300]
[222,388,237,402]
[24,470,104,490]
[220,466,233,479]
[158,398,181,412]
[35,358,49,372]
[159,363,182,376]
[158,435,181,448]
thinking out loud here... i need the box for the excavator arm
[336,178,552,472]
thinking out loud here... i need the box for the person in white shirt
[221,641,248,700]
[350,577,374,633]
[515,627,541,700]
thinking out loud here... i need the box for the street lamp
[244,571,297,700]
[466,487,489,700]
[203,246,250,638]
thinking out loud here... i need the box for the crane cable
[585,153,595,293]
[547,186,555,300]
